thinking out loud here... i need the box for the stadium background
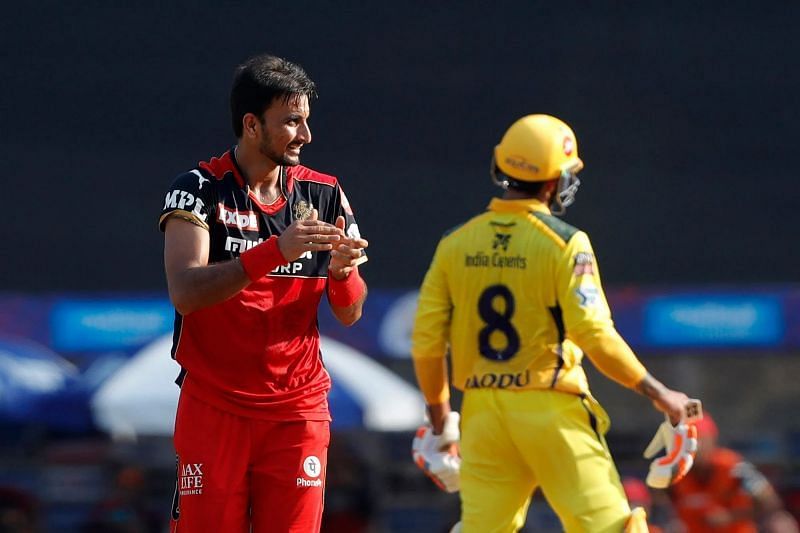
[1,2,798,531]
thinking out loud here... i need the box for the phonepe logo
[297,455,323,488]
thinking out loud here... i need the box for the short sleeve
[556,231,613,331]
[411,239,452,361]
[158,169,215,232]
[332,182,367,262]
[556,231,647,388]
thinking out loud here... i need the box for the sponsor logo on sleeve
[576,283,600,307]
[164,190,207,222]
[573,252,595,276]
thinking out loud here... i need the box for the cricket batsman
[410,114,701,532]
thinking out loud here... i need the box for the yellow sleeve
[410,239,452,405]
[557,231,647,389]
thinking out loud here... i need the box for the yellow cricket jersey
[411,197,647,405]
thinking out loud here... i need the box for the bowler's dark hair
[230,54,317,137]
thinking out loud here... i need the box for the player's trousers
[459,388,631,533]
[170,391,330,533]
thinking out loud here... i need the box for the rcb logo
[294,200,313,220]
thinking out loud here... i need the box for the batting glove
[643,417,698,488]
[412,412,461,493]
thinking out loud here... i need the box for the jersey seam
[525,213,567,249]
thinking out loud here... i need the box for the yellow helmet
[491,114,584,214]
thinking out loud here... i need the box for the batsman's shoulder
[529,211,581,244]
[441,210,492,240]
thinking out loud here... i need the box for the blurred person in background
[668,414,799,533]
[623,476,686,533]
[159,53,368,532]
[623,477,663,533]
[83,465,160,533]
[0,486,37,533]
[410,114,697,532]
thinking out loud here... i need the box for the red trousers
[170,391,330,533]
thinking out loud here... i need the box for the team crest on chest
[294,200,314,220]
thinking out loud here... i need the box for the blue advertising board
[643,294,784,347]
[50,299,174,352]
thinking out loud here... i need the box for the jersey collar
[228,147,247,189]
[488,197,551,215]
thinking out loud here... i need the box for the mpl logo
[297,455,323,488]
[164,190,207,222]
[218,203,259,231]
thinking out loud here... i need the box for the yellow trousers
[459,389,631,533]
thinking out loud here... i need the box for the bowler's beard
[258,130,300,167]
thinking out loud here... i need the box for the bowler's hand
[329,215,368,280]
[278,209,342,262]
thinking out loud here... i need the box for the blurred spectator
[0,486,37,533]
[321,438,373,532]
[623,476,690,533]
[668,414,799,533]
[82,465,160,533]
[623,476,663,532]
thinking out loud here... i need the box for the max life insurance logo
[297,455,323,488]
[179,462,204,496]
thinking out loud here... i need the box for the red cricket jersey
[159,149,363,421]
[670,448,761,533]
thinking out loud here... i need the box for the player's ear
[242,113,260,139]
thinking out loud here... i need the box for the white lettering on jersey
[296,455,323,488]
[218,203,259,231]
[225,236,263,253]
[273,262,304,274]
[179,463,205,496]
[164,190,208,222]
[191,198,206,221]
[270,250,311,274]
